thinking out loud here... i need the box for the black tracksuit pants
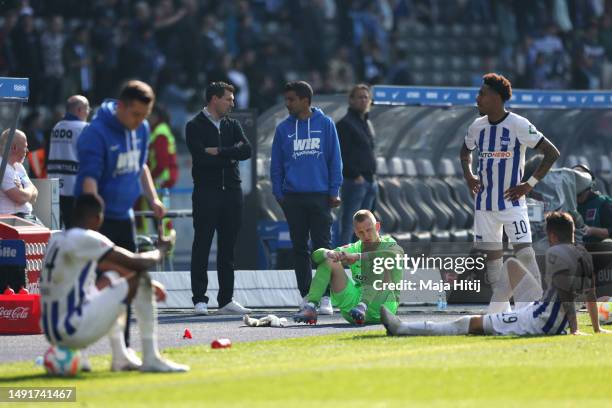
[99,217,136,347]
[281,193,332,297]
[190,188,243,308]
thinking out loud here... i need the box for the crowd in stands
[2,0,612,144]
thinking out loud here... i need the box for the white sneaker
[111,347,142,372]
[194,302,208,315]
[140,357,190,373]
[318,296,333,315]
[217,300,252,315]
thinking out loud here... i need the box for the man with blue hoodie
[271,81,343,312]
[75,80,165,370]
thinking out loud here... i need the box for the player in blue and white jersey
[460,73,560,314]
[382,212,611,337]
[40,194,188,373]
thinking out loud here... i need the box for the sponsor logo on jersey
[478,151,514,159]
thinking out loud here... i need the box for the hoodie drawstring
[294,117,311,140]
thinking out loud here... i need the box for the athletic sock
[306,261,332,306]
[395,317,471,336]
[512,270,543,310]
[487,258,512,314]
[109,306,129,359]
[133,275,160,364]
[514,246,543,307]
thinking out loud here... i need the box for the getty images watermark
[371,253,486,293]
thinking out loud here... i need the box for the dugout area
[254,86,612,299]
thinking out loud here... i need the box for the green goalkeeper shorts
[331,277,398,324]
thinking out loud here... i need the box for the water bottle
[161,188,170,209]
[437,292,447,311]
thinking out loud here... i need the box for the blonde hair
[353,209,377,224]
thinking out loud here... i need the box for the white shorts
[59,272,129,349]
[473,207,532,250]
[483,303,567,336]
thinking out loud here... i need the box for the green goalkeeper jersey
[333,236,404,305]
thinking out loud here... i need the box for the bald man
[47,95,90,228]
[0,129,40,223]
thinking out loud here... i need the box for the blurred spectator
[21,111,46,179]
[91,8,120,104]
[228,56,250,109]
[386,48,412,85]
[289,0,327,72]
[11,12,43,105]
[176,0,200,88]
[580,22,606,87]
[123,3,163,85]
[198,15,226,74]
[327,46,356,92]
[360,41,387,84]
[9,0,612,114]
[496,0,519,70]
[40,15,65,107]
[64,25,93,100]
[0,11,17,76]
[553,0,573,34]
[600,13,612,88]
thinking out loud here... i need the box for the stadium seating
[395,22,499,87]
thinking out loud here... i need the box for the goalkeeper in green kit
[294,210,404,325]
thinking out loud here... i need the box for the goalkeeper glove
[350,302,367,325]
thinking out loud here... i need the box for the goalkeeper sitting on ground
[294,210,404,325]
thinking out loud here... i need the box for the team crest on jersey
[586,208,597,221]
[479,151,513,159]
[500,133,511,146]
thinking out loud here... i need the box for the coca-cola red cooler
[0,293,42,334]
[0,216,49,334]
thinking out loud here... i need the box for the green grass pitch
[1,314,610,407]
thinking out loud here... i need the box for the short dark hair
[349,83,371,99]
[151,104,170,124]
[73,194,104,224]
[205,81,235,103]
[545,211,574,243]
[285,81,313,104]
[118,80,155,105]
[483,73,512,102]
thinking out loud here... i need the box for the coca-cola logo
[0,306,30,320]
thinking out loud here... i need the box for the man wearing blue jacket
[271,81,343,311]
[75,80,165,370]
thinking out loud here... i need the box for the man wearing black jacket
[186,82,252,315]
[336,84,378,245]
